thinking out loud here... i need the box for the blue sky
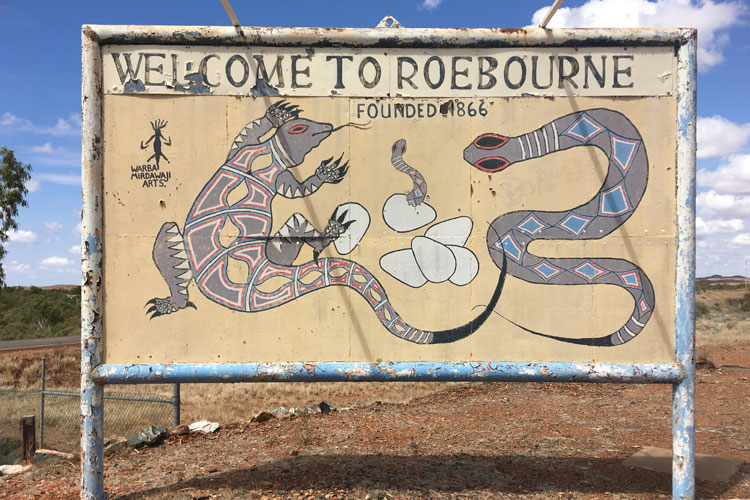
[0,0,748,285]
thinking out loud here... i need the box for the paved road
[0,335,79,351]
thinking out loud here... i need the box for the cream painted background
[102,95,676,364]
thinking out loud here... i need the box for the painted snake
[463,108,654,346]
[391,139,427,206]
[147,101,504,344]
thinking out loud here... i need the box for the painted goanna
[147,101,505,345]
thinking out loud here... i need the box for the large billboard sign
[99,41,677,364]
[81,25,696,499]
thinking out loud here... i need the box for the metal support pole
[172,383,181,427]
[81,26,105,500]
[673,374,695,498]
[95,361,683,384]
[40,357,45,449]
[539,0,565,28]
[672,29,697,500]
[219,0,243,36]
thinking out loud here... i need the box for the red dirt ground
[1,342,748,499]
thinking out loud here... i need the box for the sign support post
[81,26,105,500]
[672,32,697,500]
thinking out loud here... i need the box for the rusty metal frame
[81,25,696,499]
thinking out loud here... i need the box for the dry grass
[0,346,79,389]
[696,287,750,345]
[178,381,465,424]
[0,389,38,462]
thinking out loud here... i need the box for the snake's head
[391,139,407,156]
[463,133,513,172]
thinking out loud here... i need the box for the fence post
[40,357,46,449]
[172,383,181,427]
[21,415,36,463]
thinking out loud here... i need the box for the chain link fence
[0,356,178,462]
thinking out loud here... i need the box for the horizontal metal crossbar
[85,24,694,48]
[94,361,683,384]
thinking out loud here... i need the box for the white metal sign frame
[81,25,696,499]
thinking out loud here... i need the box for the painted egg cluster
[379,216,479,288]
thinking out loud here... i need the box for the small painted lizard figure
[140,119,172,168]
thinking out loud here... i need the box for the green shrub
[696,281,745,291]
[0,287,80,341]
[695,301,709,318]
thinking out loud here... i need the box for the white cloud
[696,226,750,276]
[698,117,750,158]
[421,0,442,9]
[31,143,56,154]
[697,190,750,217]
[0,112,32,128]
[696,216,744,236]
[529,0,747,70]
[8,229,37,244]
[28,142,79,168]
[39,256,73,269]
[1,112,81,137]
[693,117,750,277]
[730,233,750,246]
[25,178,41,193]
[45,221,63,231]
[33,173,81,186]
[24,171,81,190]
[73,222,82,235]
[698,154,750,194]
[68,245,81,255]
[8,261,31,273]
[50,114,81,136]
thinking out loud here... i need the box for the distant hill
[697,275,749,284]
[39,284,79,291]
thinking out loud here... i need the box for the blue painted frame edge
[672,28,697,500]
[94,361,684,384]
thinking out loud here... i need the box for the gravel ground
[2,342,748,500]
